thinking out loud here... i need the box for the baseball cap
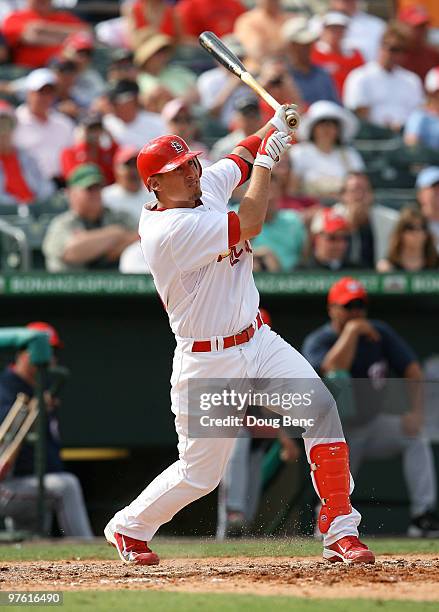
[161,98,190,122]
[134,34,173,66]
[328,277,368,306]
[107,79,139,103]
[282,16,318,45]
[114,145,139,167]
[27,322,64,349]
[67,163,104,188]
[26,68,56,92]
[0,100,15,118]
[398,4,429,26]
[63,30,95,52]
[234,95,260,114]
[311,208,350,235]
[425,67,439,94]
[322,11,350,28]
[416,166,439,190]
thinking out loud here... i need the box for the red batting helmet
[137,135,203,188]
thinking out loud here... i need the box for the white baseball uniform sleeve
[138,157,259,339]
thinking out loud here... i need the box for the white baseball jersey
[138,158,259,340]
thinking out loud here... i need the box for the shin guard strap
[310,442,351,534]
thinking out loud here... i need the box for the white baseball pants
[108,324,361,546]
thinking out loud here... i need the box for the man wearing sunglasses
[302,276,439,537]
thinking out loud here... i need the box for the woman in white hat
[404,66,439,151]
[289,100,364,198]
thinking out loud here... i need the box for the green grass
[0,536,439,562]
[58,592,439,612]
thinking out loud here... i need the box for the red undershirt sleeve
[227,211,241,247]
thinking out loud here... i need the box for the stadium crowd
[0,0,438,274]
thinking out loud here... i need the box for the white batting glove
[254,129,291,171]
[270,103,301,132]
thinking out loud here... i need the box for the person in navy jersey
[302,276,439,537]
[0,322,92,538]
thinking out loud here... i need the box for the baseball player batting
[104,105,375,566]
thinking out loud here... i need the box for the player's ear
[147,176,161,192]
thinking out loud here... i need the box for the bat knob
[286,111,300,130]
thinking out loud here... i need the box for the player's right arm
[237,130,291,241]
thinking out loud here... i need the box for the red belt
[191,312,264,353]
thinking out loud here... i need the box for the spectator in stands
[304,208,356,270]
[0,322,93,538]
[61,114,119,185]
[126,0,181,49]
[404,67,439,151]
[377,207,438,272]
[311,11,364,98]
[282,16,339,106]
[302,276,439,538]
[257,57,305,123]
[134,34,196,99]
[416,167,439,253]
[0,33,9,64]
[196,35,250,129]
[161,98,211,166]
[397,4,439,81]
[252,171,305,272]
[50,56,82,121]
[102,146,151,225]
[327,0,386,62]
[62,30,106,108]
[14,68,74,182]
[0,100,54,205]
[103,79,166,149]
[271,156,321,219]
[210,96,263,162]
[233,0,291,68]
[176,0,245,41]
[43,163,138,272]
[107,49,137,85]
[343,24,424,131]
[2,0,85,68]
[290,100,364,198]
[332,172,399,268]
[119,239,150,274]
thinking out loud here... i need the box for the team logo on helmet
[171,140,185,153]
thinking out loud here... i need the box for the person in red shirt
[61,114,119,185]
[397,4,439,80]
[311,11,364,97]
[177,0,246,40]
[2,0,86,68]
[0,100,54,205]
[127,0,180,44]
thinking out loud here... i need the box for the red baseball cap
[328,277,368,306]
[64,31,95,52]
[398,5,429,26]
[311,208,350,235]
[27,322,64,348]
[114,145,139,167]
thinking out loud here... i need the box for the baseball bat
[199,31,300,130]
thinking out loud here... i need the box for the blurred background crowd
[0,0,439,275]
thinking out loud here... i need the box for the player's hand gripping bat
[199,31,300,130]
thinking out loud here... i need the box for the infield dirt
[0,554,438,601]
